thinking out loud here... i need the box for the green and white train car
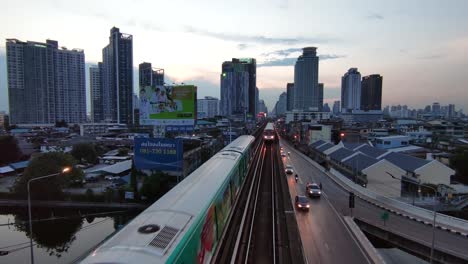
[81,135,256,264]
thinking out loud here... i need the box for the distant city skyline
[1,0,467,114]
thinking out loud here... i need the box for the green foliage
[118,148,129,156]
[0,135,22,165]
[85,188,94,201]
[130,160,139,199]
[140,171,171,201]
[71,143,98,164]
[13,152,83,200]
[451,147,468,184]
[55,120,68,128]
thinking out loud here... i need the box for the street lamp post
[386,172,438,264]
[27,167,71,264]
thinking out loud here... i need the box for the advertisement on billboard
[134,138,183,171]
[139,85,196,126]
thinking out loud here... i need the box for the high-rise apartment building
[258,100,268,114]
[139,62,164,87]
[197,96,219,118]
[90,64,103,123]
[332,100,341,114]
[6,39,86,124]
[220,58,256,119]
[361,74,382,111]
[100,27,133,124]
[318,83,324,111]
[293,47,320,111]
[341,68,362,112]
[276,92,287,116]
[432,102,441,115]
[286,83,294,111]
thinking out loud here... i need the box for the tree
[118,148,129,156]
[451,147,468,184]
[55,120,68,128]
[0,135,22,165]
[140,171,171,201]
[13,152,84,200]
[130,160,139,200]
[71,143,98,164]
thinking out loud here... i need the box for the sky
[0,0,467,113]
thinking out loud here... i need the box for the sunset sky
[1,0,467,113]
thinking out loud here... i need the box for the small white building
[285,111,330,124]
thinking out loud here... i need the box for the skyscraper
[323,103,330,112]
[361,74,383,111]
[286,83,294,111]
[432,102,441,115]
[139,62,164,87]
[333,101,341,114]
[101,27,133,124]
[318,83,324,111]
[6,39,86,125]
[341,68,362,112]
[255,87,259,115]
[220,58,256,119]
[293,47,320,111]
[90,63,103,123]
[276,92,287,116]
[258,99,268,114]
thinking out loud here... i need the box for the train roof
[221,135,255,153]
[265,122,274,130]
[81,136,254,264]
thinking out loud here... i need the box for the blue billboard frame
[134,138,183,171]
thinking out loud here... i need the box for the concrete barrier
[343,216,386,264]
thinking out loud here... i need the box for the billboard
[134,138,183,171]
[140,85,196,126]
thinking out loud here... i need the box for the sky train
[81,135,256,264]
[263,122,275,142]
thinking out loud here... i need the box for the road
[281,139,468,261]
[281,140,370,264]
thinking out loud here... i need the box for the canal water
[0,207,140,264]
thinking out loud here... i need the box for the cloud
[416,53,446,60]
[319,54,347,60]
[258,58,297,67]
[237,43,249,50]
[184,26,336,45]
[366,13,384,20]
[258,54,346,67]
[262,48,303,57]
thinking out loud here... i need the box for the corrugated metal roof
[329,148,355,162]
[358,145,388,158]
[91,160,132,175]
[316,143,334,153]
[0,166,14,174]
[342,142,368,151]
[310,140,326,148]
[343,154,378,172]
[9,160,30,170]
[381,152,430,172]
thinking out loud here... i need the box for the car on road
[306,183,322,198]
[295,195,310,210]
[285,165,294,174]
[281,152,286,158]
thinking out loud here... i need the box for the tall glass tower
[293,47,320,111]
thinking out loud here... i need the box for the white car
[285,165,294,174]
